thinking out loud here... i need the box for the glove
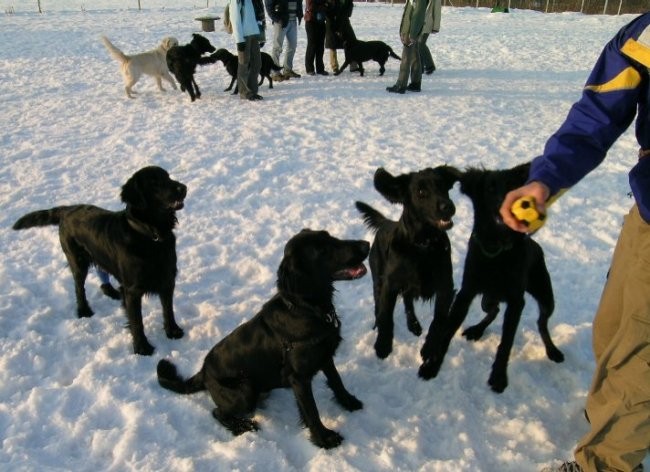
[259,41,265,48]
[237,42,246,52]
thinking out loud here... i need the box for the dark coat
[265,0,303,27]
[325,0,355,50]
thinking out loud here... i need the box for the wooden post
[37,0,42,13]
[603,0,608,14]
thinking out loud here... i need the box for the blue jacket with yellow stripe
[528,12,650,222]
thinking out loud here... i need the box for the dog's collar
[471,233,513,258]
[126,215,164,242]
[281,295,340,327]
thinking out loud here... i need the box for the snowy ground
[0,2,647,471]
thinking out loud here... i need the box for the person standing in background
[325,0,357,74]
[229,0,266,101]
[304,0,329,76]
[386,0,427,94]
[265,0,303,81]
[419,0,441,75]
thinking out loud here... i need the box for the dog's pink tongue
[349,264,367,278]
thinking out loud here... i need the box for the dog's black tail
[389,48,401,61]
[157,359,206,395]
[355,201,391,233]
[12,206,75,230]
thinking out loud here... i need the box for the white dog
[102,36,179,98]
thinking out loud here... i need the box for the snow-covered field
[1,2,646,470]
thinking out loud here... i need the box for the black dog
[355,166,461,360]
[157,229,369,449]
[12,166,187,356]
[166,33,216,101]
[419,162,564,392]
[334,38,401,76]
[208,48,281,94]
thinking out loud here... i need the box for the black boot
[406,82,421,92]
[386,84,406,94]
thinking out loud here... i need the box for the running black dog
[157,229,369,449]
[334,38,401,76]
[12,166,188,356]
[419,162,565,392]
[356,166,461,359]
[208,48,281,94]
[166,33,216,101]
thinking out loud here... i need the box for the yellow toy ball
[511,196,546,232]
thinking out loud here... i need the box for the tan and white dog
[102,36,179,98]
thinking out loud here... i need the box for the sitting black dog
[418,162,565,393]
[334,38,401,76]
[208,48,282,94]
[166,33,216,101]
[157,229,369,449]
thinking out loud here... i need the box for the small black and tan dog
[157,229,369,449]
[419,162,564,392]
[166,33,217,101]
[356,166,461,359]
[12,166,187,356]
[208,48,282,94]
[335,38,401,76]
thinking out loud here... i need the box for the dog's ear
[458,167,482,196]
[121,173,147,209]
[374,168,410,204]
[511,161,532,184]
[277,253,312,299]
[437,165,463,189]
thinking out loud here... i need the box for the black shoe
[246,94,263,101]
[306,71,316,76]
[316,70,329,76]
[386,85,405,94]
[406,82,421,92]
[424,66,435,75]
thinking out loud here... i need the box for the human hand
[499,181,550,233]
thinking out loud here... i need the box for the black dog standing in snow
[419,162,564,392]
[355,166,461,359]
[12,166,187,356]
[157,229,369,449]
[166,33,217,101]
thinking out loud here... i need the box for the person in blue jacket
[500,12,650,472]
[228,0,266,101]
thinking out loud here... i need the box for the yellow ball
[511,196,546,231]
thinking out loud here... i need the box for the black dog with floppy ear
[356,165,461,360]
[12,166,187,355]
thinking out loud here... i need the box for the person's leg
[574,205,650,472]
[237,39,253,99]
[387,45,411,93]
[406,41,423,91]
[270,22,284,67]
[285,20,297,73]
[304,21,316,74]
[315,22,327,74]
[248,37,261,96]
[419,32,435,74]
[329,49,339,73]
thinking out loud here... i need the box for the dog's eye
[417,188,428,198]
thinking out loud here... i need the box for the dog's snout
[439,200,455,216]
[176,183,187,198]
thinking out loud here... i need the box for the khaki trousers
[574,204,650,471]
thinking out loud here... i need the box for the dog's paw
[77,305,94,318]
[418,357,441,380]
[406,318,423,337]
[462,325,485,341]
[546,346,565,363]
[165,324,184,339]
[488,371,508,393]
[133,338,155,356]
[374,336,392,359]
[310,428,343,449]
[214,410,260,436]
[337,393,363,411]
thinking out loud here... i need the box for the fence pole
[617,0,622,14]
[603,0,608,14]
[580,0,584,12]
[545,0,549,13]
